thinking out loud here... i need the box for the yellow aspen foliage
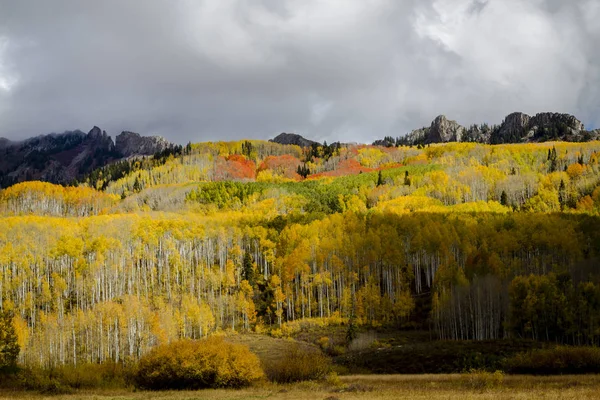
[566,163,585,179]
[523,188,560,212]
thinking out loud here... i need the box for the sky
[0,0,599,144]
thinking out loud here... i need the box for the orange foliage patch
[215,155,256,181]
[258,155,302,180]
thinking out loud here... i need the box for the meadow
[3,374,600,400]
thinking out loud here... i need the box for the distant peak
[270,132,320,147]
[88,125,101,133]
[115,130,171,157]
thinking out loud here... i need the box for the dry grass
[224,333,320,364]
[2,374,600,399]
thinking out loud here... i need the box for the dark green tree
[548,146,558,173]
[242,251,256,287]
[558,179,567,210]
[403,171,411,186]
[133,176,142,193]
[500,190,508,206]
[0,310,19,373]
[241,141,255,159]
[376,170,384,187]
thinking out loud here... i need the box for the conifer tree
[0,310,19,373]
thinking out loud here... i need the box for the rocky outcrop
[0,127,173,188]
[429,115,466,143]
[270,133,320,147]
[492,112,585,143]
[494,112,531,143]
[400,115,466,144]
[530,113,584,132]
[115,131,170,157]
[392,112,590,146]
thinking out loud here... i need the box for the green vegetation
[505,346,600,375]
[0,309,19,374]
[337,338,545,374]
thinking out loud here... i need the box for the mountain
[400,115,468,145]
[115,131,171,157]
[491,112,587,143]
[270,132,320,147]
[0,127,173,188]
[391,112,599,146]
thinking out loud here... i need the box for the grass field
[2,374,600,400]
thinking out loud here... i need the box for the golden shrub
[134,337,264,390]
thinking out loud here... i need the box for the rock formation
[115,131,170,157]
[0,127,173,188]
[391,112,592,146]
[270,133,320,147]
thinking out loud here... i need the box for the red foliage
[258,155,302,180]
[215,155,256,181]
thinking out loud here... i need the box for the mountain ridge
[380,112,599,147]
[0,127,174,188]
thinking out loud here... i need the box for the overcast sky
[0,0,599,144]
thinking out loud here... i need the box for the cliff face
[0,127,172,188]
[494,112,531,143]
[491,112,586,144]
[401,115,466,144]
[115,131,171,157]
[429,115,466,143]
[394,112,593,146]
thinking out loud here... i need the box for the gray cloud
[0,0,598,144]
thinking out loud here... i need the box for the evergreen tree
[500,190,508,206]
[558,179,566,210]
[376,170,384,187]
[242,251,255,287]
[548,146,558,173]
[0,310,19,373]
[133,176,142,193]
[241,141,254,159]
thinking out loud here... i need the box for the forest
[0,138,599,372]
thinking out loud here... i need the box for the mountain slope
[0,127,173,188]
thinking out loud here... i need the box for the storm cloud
[0,0,598,144]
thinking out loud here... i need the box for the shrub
[263,343,331,383]
[505,346,600,375]
[14,362,130,392]
[134,337,264,390]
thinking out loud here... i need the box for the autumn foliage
[0,139,600,372]
[258,155,302,180]
[215,154,256,181]
[134,337,264,390]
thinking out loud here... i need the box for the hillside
[2,110,597,191]
[0,137,599,368]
